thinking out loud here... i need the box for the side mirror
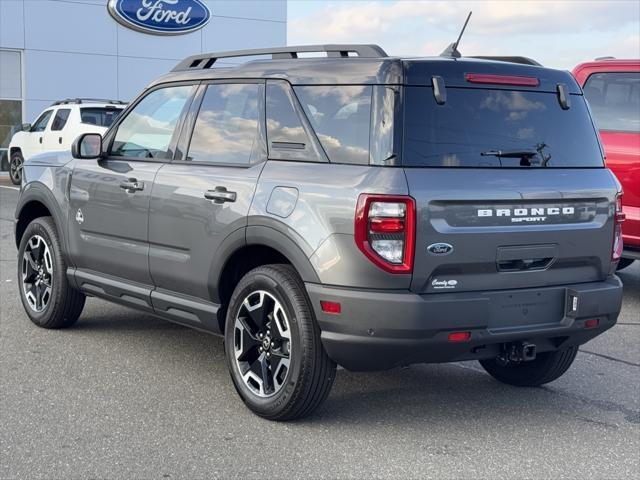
[72,133,103,159]
[21,123,31,132]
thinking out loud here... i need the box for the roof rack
[173,44,388,72]
[595,56,616,61]
[51,98,127,106]
[470,56,542,66]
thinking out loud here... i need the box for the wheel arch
[15,186,67,255]
[214,225,320,332]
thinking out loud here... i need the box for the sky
[287,0,640,70]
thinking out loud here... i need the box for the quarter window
[51,109,71,131]
[583,72,640,133]
[111,85,195,159]
[295,85,372,165]
[31,110,53,132]
[187,83,262,165]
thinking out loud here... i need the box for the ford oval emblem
[108,0,211,36]
[427,243,453,255]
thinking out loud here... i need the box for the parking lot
[1,179,638,479]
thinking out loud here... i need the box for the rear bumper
[306,277,623,371]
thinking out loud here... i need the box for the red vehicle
[573,59,640,270]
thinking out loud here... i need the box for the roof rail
[173,44,388,71]
[470,56,542,66]
[595,56,616,61]
[51,98,127,106]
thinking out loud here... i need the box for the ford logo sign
[427,243,453,255]
[108,0,211,36]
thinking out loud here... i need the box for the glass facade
[0,50,22,171]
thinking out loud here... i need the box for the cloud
[288,1,640,67]
[290,1,639,41]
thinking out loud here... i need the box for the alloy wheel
[21,235,53,312]
[233,290,292,397]
[10,155,22,184]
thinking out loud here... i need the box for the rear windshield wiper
[481,143,551,167]
[480,149,538,158]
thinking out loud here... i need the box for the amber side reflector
[465,73,540,87]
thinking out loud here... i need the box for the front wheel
[479,346,578,387]
[224,264,336,421]
[10,151,23,185]
[17,217,86,328]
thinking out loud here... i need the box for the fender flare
[245,223,320,284]
[15,183,68,255]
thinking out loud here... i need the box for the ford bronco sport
[15,45,624,420]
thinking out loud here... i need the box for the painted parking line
[0,185,20,191]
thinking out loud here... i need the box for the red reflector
[465,73,540,87]
[584,318,599,329]
[320,301,341,314]
[370,217,405,233]
[448,331,471,342]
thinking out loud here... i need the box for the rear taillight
[612,193,625,262]
[355,194,415,273]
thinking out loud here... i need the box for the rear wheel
[17,217,85,328]
[9,151,23,185]
[616,258,635,271]
[224,264,336,421]
[479,346,578,386]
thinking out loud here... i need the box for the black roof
[148,44,578,94]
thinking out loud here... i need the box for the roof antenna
[440,11,472,58]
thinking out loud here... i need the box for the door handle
[119,178,145,193]
[59,137,63,144]
[204,187,236,203]
[39,137,43,144]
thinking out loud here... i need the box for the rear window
[583,72,640,133]
[403,87,604,168]
[81,107,123,128]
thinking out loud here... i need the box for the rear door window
[51,108,71,131]
[583,72,640,133]
[295,85,372,165]
[266,81,322,162]
[81,108,124,128]
[186,83,262,165]
[403,87,604,168]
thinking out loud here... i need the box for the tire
[9,151,23,185]
[224,264,336,421]
[479,346,579,387]
[616,258,635,271]
[17,216,85,329]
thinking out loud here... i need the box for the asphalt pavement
[1,180,638,479]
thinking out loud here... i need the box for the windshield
[80,107,124,128]
[403,87,604,168]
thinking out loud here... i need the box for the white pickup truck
[8,99,126,185]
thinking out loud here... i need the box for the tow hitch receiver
[497,342,537,365]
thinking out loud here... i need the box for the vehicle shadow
[65,303,637,429]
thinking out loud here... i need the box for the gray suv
[15,45,624,420]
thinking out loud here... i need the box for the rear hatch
[401,59,619,294]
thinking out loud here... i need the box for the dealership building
[0,0,287,171]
